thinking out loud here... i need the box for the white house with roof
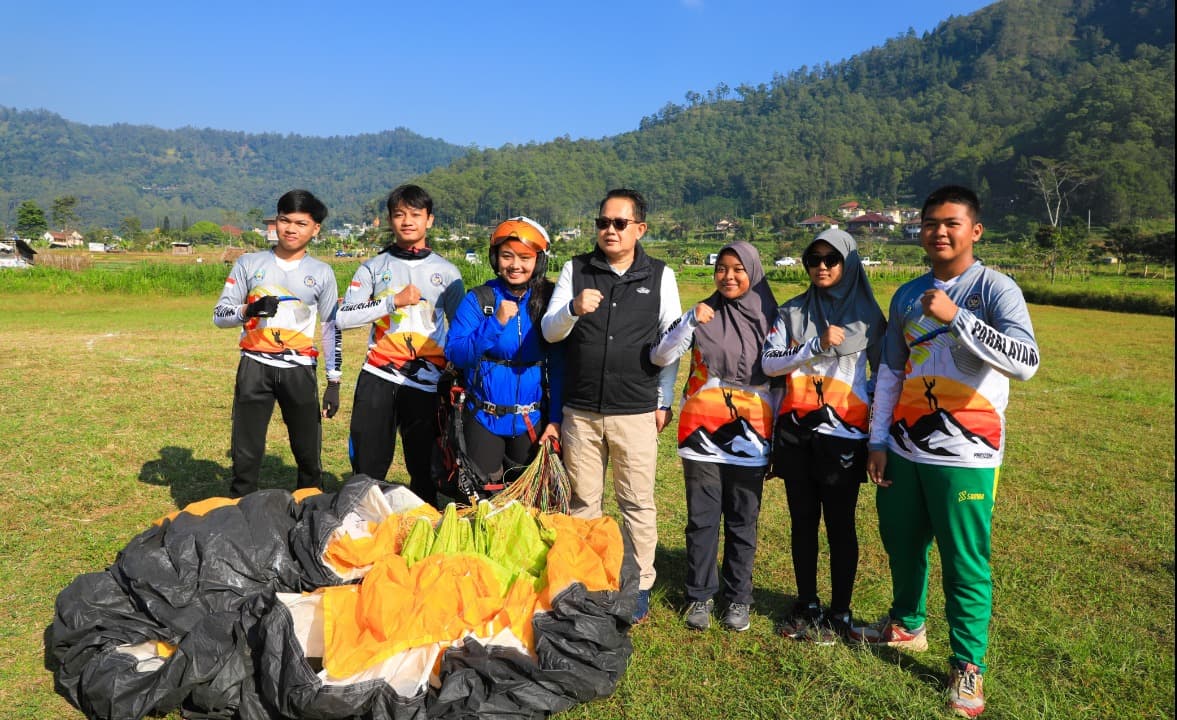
[43,230,84,248]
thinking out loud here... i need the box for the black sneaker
[683,599,714,631]
[778,601,823,640]
[722,602,751,632]
[806,614,839,646]
[824,610,856,641]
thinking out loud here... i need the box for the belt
[471,397,540,417]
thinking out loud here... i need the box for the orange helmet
[491,216,550,254]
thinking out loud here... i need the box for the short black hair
[386,184,434,216]
[276,189,328,223]
[922,185,981,221]
[600,188,647,222]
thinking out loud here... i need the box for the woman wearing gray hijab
[762,228,885,644]
[651,241,778,632]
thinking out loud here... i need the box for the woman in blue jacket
[446,217,563,489]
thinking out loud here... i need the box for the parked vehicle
[774,257,797,266]
[861,256,882,266]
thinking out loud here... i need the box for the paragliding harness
[433,284,546,505]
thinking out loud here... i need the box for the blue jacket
[446,279,564,437]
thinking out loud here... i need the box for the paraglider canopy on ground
[50,476,638,719]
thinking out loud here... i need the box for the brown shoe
[847,618,928,651]
[947,661,985,717]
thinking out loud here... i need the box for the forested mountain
[419,0,1173,231]
[0,110,469,230]
[1,0,1172,237]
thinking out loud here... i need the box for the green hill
[1,0,1172,236]
[418,0,1174,230]
[0,110,469,230]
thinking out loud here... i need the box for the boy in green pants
[855,186,1040,718]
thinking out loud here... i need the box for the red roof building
[798,215,836,229]
[846,212,897,233]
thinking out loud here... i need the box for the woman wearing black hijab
[762,228,885,644]
[651,241,778,632]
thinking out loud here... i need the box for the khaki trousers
[562,406,659,590]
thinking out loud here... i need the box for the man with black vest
[542,188,681,623]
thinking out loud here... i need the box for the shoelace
[957,669,978,695]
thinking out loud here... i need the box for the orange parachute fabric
[539,513,623,603]
[322,504,441,575]
[317,507,621,681]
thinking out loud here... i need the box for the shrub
[1020,283,1174,316]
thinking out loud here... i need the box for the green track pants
[876,452,998,671]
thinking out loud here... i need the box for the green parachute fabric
[50,475,638,719]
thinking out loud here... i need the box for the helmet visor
[491,217,550,254]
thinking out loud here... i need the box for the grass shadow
[651,545,803,625]
[138,445,344,507]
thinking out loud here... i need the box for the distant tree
[85,227,116,245]
[185,220,225,245]
[1104,224,1141,264]
[1141,230,1174,265]
[15,200,48,239]
[162,216,172,234]
[1108,224,1176,271]
[52,195,79,230]
[1034,220,1090,283]
[246,207,265,230]
[119,216,143,242]
[1018,157,1094,228]
[240,230,266,248]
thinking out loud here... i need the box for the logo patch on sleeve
[965,293,982,311]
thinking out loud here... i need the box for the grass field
[0,277,1172,719]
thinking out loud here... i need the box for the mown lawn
[0,283,1171,719]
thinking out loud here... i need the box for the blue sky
[1,0,994,148]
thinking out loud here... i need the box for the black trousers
[229,359,321,498]
[776,434,866,613]
[683,459,765,605]
[349,371,439,506]
[462,409,536,486]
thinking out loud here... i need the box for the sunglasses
[803,253,843,269]
[594,216,643,231]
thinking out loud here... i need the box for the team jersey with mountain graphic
[870,261,1039,468]
[212,250,342,380]
[336,251,464,391]
[761,323,877,442]
[652,310,778,467]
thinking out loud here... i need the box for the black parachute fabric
[50,475,637,719]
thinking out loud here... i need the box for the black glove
[322,381,341,418]
[244,295,280,318]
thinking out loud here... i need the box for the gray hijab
[779,229,885,357]
[695,241,778,386]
